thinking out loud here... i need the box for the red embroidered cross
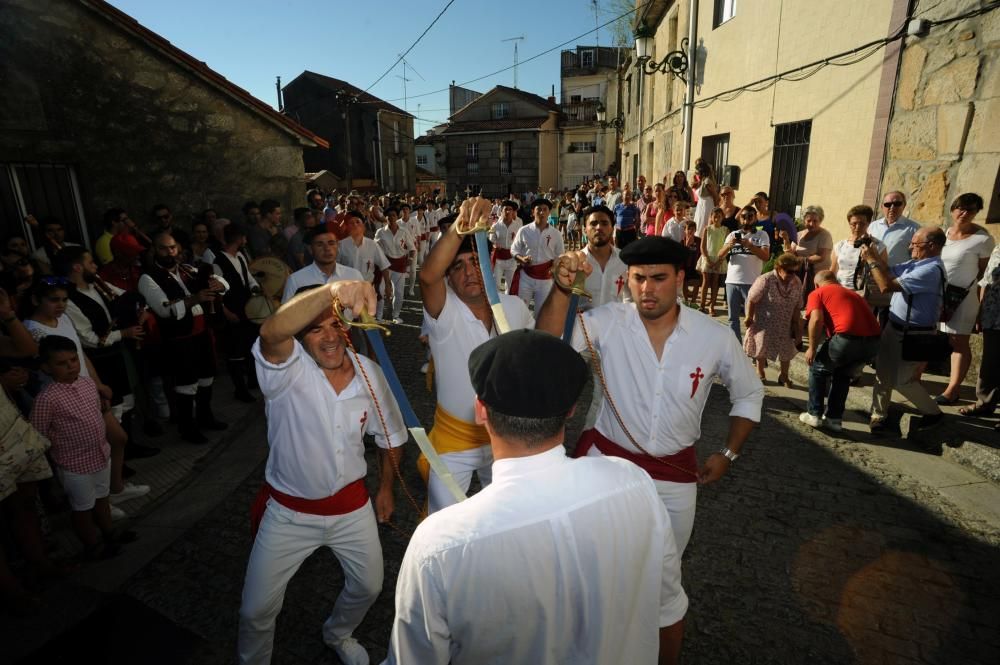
[366,260,372,275]
[615,273,625,295]
[360,411,368,429]
[689,367,705,398]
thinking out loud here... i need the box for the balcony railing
[561,100,600,124]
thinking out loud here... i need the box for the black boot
[196,387,228,431]
[228,361,255,403]
[122,410,160,460]
[176,393,207,444]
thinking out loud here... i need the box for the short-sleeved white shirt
[338,237,390,282]
[424,288,533,422]
[724,230,770,285]
[488,219,522,251]
[571,302,763,455]
[510,222,565,265]
[282,262,364,303]
[375,225,415,261]
[582,245,629,310]
[252,338,406,499]
[833,237,886,290]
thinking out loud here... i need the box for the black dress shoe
[123,443,161,460]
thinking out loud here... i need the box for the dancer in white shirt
[282,228,364,303]
[337,212,392,304]
[418,197,533,513]
[374,207,415,323]
[537,235,764,556]
[238,280,405,665]
[384,329,687,665]
[510,198,564,314]
[487,200,523,293]
[579,204,629,311]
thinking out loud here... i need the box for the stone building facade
[880,0,999,238]
[442,86,561,199]
[283,72,415,194]
[0,0,325,248]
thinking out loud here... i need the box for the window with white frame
[581,49,594,68]
[416,154,428,166]
[714,0,736,28]
[491,102,510,120]
[569,141,597,153]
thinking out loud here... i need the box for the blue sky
[107,0,635,135]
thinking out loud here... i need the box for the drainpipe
[682,0,698,170]
[637,73,645,182]
[376,110,384,189]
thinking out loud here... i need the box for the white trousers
[494,258,516,293]
[377,270,407,320]
[585,446,698,556]
[427,446,494,514]
[407,253,419,293]
[237,500,383,664]
[517,275,553,315]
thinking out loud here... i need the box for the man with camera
[870,191,921,267]
[861,227,946,433]
[721,207,770,339]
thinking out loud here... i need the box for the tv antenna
[501,36,525,88]
[395,56,425,113]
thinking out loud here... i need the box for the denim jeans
[807,333,881,419]
[725,282,751,340]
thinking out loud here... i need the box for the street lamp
[634,22,689,82]
[596,102,624,130]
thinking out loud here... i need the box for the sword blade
[474,229,511,334]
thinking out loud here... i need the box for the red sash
[174,314,206,339]
[250,479,368,538]
[387,255,408,273]
[574,428,698,483]
[491,247,512,268]
[508,260,553,296]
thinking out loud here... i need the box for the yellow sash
[417,405,490,486]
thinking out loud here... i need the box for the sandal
[958,404,994,417]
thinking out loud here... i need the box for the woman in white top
[692,158,719,237]
[829,205,888,294]
[937,193,996,404]
[188,221,216,265]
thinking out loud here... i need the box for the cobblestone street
[9,295,1000,664]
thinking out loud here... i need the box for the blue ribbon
[562,294,580,343]
[364,329,420,428]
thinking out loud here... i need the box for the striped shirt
[30,377,109,474]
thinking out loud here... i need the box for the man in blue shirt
[869,191,922,267]
[613,189,641,249]
[862,226,946,432]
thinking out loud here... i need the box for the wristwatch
[718,447,739,462]
[868,262,880,270]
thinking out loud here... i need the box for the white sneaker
[392,317,403,324]
[825,418,843,432]
[799,412,823,428]
[110,482,150,504]
[420,362,429,374]
[110,505,127,521]
[327,636,369,665]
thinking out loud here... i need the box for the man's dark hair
[950,192,984,212]
[502,200,519,211]
[54,245,90,277]
[305,226,336,246]
[102,208,126,231]
[293,207,312,225]
[438,212,457,230]
[583,205,614,224]
[39,334,78,362]
[345,210,365,222]
[484,405,568,448]
[242,201,260,215]
[42,217,64,231]
[201,208,217,221]
[223,223,247,245]
[260,199,281,216]
[384,206,400,217]
[532,198,552,210]
[306,188,323,204]
[416,203,427,211]
[152,203,170,218]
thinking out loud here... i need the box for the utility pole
[275,76,283,111]
[336,89,356,190]
[501,36,525,88]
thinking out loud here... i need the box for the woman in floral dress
[744,253,804,386]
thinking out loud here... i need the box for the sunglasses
[883,201,904,208]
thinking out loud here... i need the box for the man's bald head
[814,270,836,286]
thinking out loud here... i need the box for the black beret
[468,330,588,418]
[619,235,688,267]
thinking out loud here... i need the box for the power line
[364,0,458,92]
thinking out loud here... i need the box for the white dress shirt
[251,338,406,499]
[385,445,688,665]
[510,222,565,265]
[582,245,629,310]
[424,288,533,422]
[571,302,764,455]
[138,270,230,320]
[219,251,260,290]
[282,261,364,303]
[64,282,125,348]
[869,216,920,267]
[375,225,416,262]
[488,219,522,250]
[338,237,390,281]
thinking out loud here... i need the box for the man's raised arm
[535,251,593,336]
[419,197,491,318]
[259,280,376,364]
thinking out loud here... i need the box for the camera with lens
[734,232,742,241]
[853,236,872,249]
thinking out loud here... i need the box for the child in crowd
[698,207,730,316]
[681,221,702,305]
[29,335,135,560]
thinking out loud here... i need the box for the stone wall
[0,0,311,239]
[882,0,1000,236]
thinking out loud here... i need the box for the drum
[244,293,278,324]
[247,256,290,300]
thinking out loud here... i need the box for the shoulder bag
[900,266,952,362]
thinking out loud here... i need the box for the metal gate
[1,163,90,250]
[768,121,812,217]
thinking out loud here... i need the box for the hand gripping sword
[561,270,592,343]
[455,198,511,334]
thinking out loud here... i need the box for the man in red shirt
[801,270,881,432]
